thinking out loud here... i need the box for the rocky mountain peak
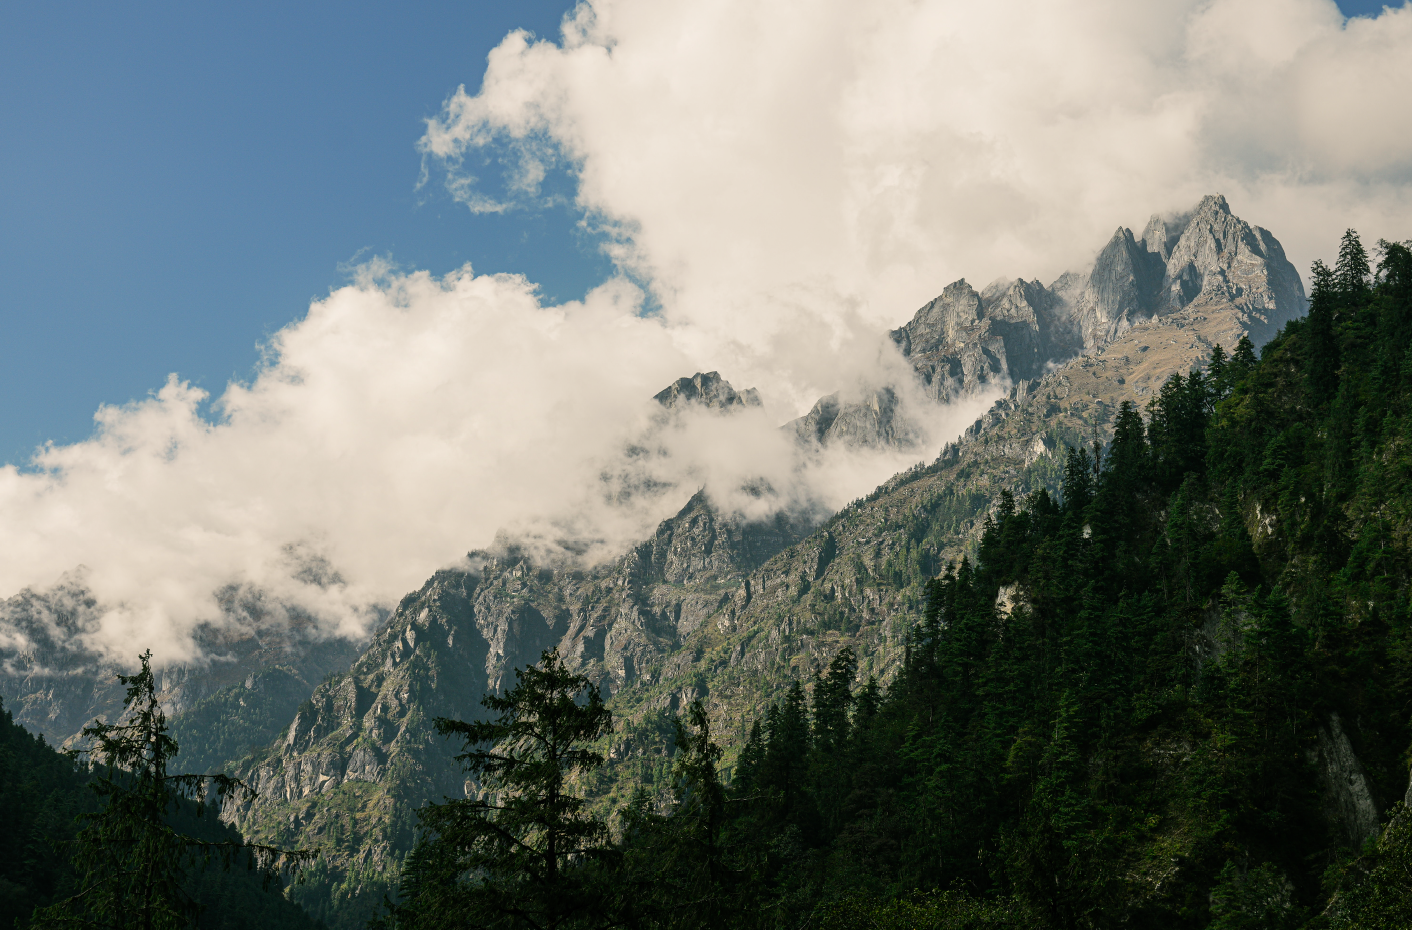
[653,371,761,411]
[1140,212,1184,263]
[891,279,982,358]
[1155,192,1306,341]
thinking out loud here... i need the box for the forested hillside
[0,694,327,929]
[385,233,1412,929]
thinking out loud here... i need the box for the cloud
[0,258,988,665]
[425,0,1412,327]
[6,0,1410,665]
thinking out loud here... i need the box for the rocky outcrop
[1311,712,1382,848]
[1059,226,1167,349]
[1057,194,1306,351]
[654,371,761,411]
[788,387,919,449]
[891,280,1016,402]
[228,486,815,905]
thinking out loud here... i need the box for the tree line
[6,228,1411,929]
[379,231,1412,929]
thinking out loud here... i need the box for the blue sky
[0,0,1400,467]
[0,0,593,465]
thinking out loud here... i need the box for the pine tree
[31,651,313,930]
[1232,335,1257,373]
[1208,343,1230,398]
[1062,445,1094,516]
[732,720,765,796]
[385,649,614,930]
[763,682,810,811]
[1335,228,1371,305]
[810,647,857,757]
[1308,259,1341,404]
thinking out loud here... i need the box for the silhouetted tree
[385,649,614,930]
[32,652,312,930]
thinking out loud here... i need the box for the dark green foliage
[31,652,316,930]
[0,698,90,928]
[385,227,1412,928]
[380,649,614,930]
[1307,259,1341,404]
[613,702,744,930]
[1334,229,1370,305]
[1320,803,1412,928]
[809,889,1042,928]
[1208,860,1304,930]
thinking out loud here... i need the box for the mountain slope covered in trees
[605,232,1412,927]
[0,694,328,929]
[383,232,1412,929]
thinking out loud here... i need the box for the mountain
[200,194,1308,925]
[0,579,366,771]
[785,193,1303,450]
[654,371,762,411]
[0,194,1314,927]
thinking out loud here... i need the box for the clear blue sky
[0,0,1396,466]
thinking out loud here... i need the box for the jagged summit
[788,387,917,450]
[1057,193,1305,349]
[653,371,761,411]
[781,194,1304,457]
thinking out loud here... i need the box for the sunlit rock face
[653,371,762,411]
[883,193,1306,404]
[1059,193,1306,351]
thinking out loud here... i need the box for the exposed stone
[1311,712,1381,848]
[654,371,762,411]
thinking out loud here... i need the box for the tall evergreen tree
[31,652,312,930]
[1308,259,1341,404]
[1335,228,1371,304]
[810,647,857,758]
[1232,334,1258,373]
[384,649,614,930]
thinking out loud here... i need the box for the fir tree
[810,647,856,758]
[1232,334,1258,373]
[1308,259,1341,404]
[384,649,614,930]
[31,652,313,930]
[1335,228,1371,305]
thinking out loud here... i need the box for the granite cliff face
[785,194,1303,452]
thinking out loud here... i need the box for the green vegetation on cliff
[391,233,1412,928]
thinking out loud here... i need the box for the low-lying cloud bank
[4,0,1411,665]
[0,261,990,666]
